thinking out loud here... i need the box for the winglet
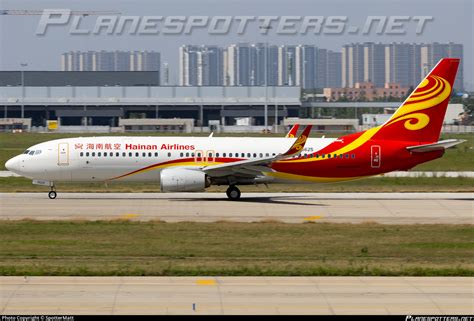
[282,125,312,156]
[285,124,299,138]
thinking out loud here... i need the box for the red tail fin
[374,58,460,143]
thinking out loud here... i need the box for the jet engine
[160,168,210,192]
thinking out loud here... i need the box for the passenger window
[247,153,251,158]
[142,152,146,157]
[241,153,245,157]
[86,152,89,157]
[209,153,213,158]
[135,152,139,157]
[272,153,276,156]
[322,154,325,158]
[122,152,126,157]
[253,153,257,158]
[148,152,152,157]
[128,152,132,157]
[180,152,183,157]
[223,153,226,157]
[327,154,331,159]
[92,152,96,157]
[103,152,107,157]
[339,154,343,158]
[186,152,189,157]
[266,153,269,157]
[345,154,349,159]
[80,152,83,157]
[98,152,102,157]
[168,152,171,157]
[316,154,319,158]
[259,153,263,158]
[351,154,356,159]
[154,152,158,157]
[216,153,219,157]
[116,152,119,157]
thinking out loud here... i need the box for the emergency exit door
[58,143,69,166]
[371,145,381,168]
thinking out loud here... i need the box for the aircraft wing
[406,139,465,153]
[202,125,312,178]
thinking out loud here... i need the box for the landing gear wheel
[48,191,57,199]
[226,186,241,200]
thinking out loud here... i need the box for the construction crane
[0,9,121,16]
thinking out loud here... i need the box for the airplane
[5,58,464,200]
[285,124,299,138]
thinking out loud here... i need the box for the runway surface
[1,192,472,224]
[1,276,472,315]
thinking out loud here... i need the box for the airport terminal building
[0,71,301,131]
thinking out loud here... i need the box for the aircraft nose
[5,157,20,173]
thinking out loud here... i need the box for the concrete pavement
[1,192,472,224]
[0,276,472,315]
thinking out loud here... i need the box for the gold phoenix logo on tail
[384,75,451,131]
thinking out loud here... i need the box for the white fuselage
[6,136,336,183]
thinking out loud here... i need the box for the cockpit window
[34,150,42,155]
[28,150,35,155]
[23,150,30,154]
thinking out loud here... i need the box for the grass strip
[0,220,472,276]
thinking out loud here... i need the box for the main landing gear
[226,185,241,200]
[48,185,57,199]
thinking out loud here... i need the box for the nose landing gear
[226,185,241,200]
[48,186,57,199]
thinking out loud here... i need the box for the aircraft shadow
[170,196,326,206]
[55,195,325,205]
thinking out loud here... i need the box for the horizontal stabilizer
[406,139,465,153]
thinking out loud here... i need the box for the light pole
[260,42,268,131]
[20,63,28,119]
[259,25,271,132]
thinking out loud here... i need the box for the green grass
[0,176,472,193]
[0,221,472,276]
[0,132,472,171]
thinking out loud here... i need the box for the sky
[0,0,472,89]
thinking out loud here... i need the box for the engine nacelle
[160,168,209,192]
